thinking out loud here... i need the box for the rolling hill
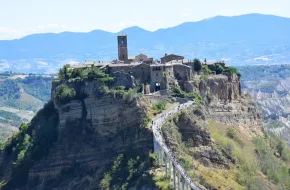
[1,13,290,73]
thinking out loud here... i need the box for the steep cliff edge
[0,78,155,189]
[162,74,290,189]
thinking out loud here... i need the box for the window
[123,55,125,59]
[156,73,158,76]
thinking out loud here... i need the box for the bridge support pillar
[160,150,164,166]
[182,177,185,190]
[173,166,176,189]
[177,172,180,190]
[168,160,172,178]
[165,153,168,176]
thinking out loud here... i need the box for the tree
[193,58,202,72]
[215,64,224,74]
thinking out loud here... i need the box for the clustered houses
[70,34,227,94]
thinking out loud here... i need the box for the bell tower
[117,34,128,61]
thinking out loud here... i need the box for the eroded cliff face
[191,74,262,133]
[162,74,266,190]
[190,73,241,103]
[162,74,265,189]
[0,80,153,189]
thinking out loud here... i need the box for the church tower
[117,34,128,61]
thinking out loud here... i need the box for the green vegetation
[0,110,26,126]
[254,135,290,187]
[199,62,239,75]
[100,151,155,190]
[209,122,290,189]
[161,108,290,189]
[265,120,286,129]
[54,84,76,105]
[0,79,21,107]
[201,65,211,74]
[170,85,203,104]
[237,64,290,82]
[226,128,244,147]
[152,100,167,113]
[20,75,52,102]
[193,58,202,72]
[0,75,52,112]
[153,173,174,190]
[1,101,59,189]
[57,66,115,86]
[225,66,238,74]
[200,74,209,80]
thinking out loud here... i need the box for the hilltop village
[71,34,234,94]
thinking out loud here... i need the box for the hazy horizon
[1,0,289,40]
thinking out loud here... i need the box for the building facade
[160,54,184,64]
[117,35,128,61]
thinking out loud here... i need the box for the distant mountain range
[1,13,290,73]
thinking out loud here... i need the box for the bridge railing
[152,101,200,190]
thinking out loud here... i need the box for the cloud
[0,24,70,40]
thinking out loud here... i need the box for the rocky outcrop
[0,80,153,189]
[163,74,263,171]
[190,73,241,103]
[176,111,211,147]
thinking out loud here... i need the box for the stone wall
[112,71,135,89]
[173,64,192,81]
[130,63,151,84]
[189,74,241,103]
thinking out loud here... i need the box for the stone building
[149,64,175,92]
[118,35,128,61]
[70,34,229,94]
[160,54,184,64]
[172,63,192,81]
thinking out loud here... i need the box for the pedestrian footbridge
[152,100,201,190]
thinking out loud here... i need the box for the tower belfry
[117,34,128,61]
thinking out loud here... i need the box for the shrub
[215,64,224,74]
[123,88,139,103]
[71,68,84,79]
[100,151,152,190]
[276,140,290,162]
[225,66,238,74]
[200,74,209,80]
[253,137,290,185]
[201,65,211,74]
[226,128,244,146]
[153,173,174,190]
[54,84,76,105]
[193,58,202,72]
[179,157,193,170]
[152,100,167,113]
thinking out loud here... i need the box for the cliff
[0,79,154,189]
[2,72,287,190]
[161,75,290,189]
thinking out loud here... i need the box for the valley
[0,74,53,142]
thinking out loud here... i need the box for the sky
[0,0,289,40]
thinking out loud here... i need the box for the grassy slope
[0,75,52,143]
[162,107,290,190]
